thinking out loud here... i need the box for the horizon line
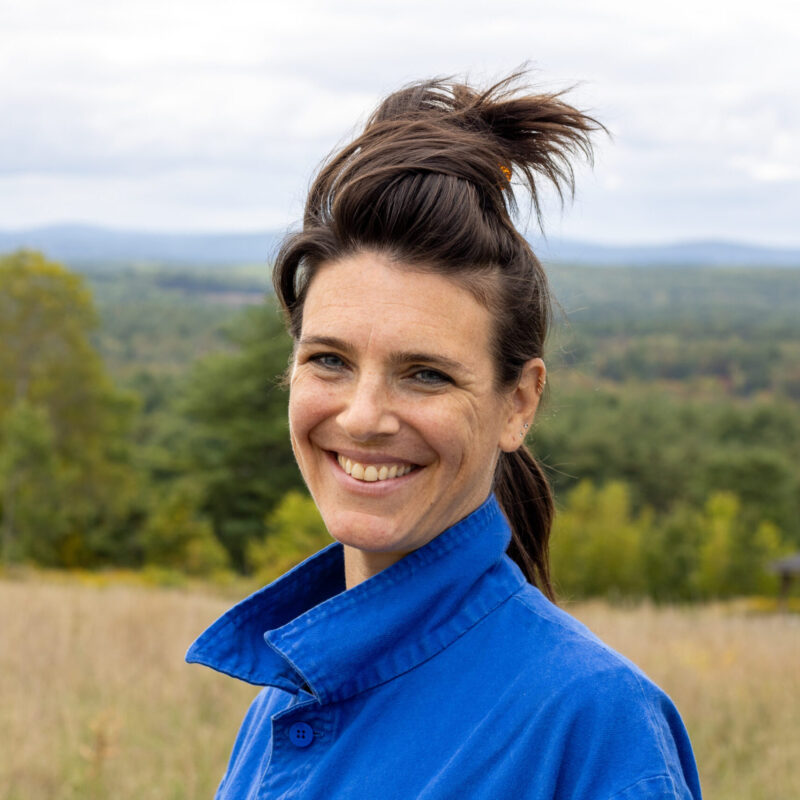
[1,222,799,253]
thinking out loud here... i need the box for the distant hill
[0,225,283,268]
[533,238,800,268]
[1,224,799,268]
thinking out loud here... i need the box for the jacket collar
[186,494,525,705]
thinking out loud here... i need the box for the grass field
[1,577,798,799]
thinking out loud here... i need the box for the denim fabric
[187,495,702,799]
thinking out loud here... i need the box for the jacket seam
[326,587,522,704]
[607,773,674,799]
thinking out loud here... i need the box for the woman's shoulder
[494,584,683,720]
[453,577,684,731]
[475,584,702,798]
[500,582,656,684]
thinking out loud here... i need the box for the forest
[1,249,799,601]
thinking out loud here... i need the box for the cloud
[1,0,798,243]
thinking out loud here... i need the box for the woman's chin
[322,509,414,555]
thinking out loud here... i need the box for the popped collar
[186,494,525,706]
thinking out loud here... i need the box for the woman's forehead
[300,254,496,367]
[305,254,489,325]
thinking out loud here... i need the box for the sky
[2,0,798,245]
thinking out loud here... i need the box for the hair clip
[499,164,512,182]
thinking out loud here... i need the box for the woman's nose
[336,374,400,441]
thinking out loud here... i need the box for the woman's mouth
[336,453,417,482]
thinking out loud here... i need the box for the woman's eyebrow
[297,335,354,354]
[298,337,468,374]
[390,351,467,374]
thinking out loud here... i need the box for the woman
[187,73,702,799]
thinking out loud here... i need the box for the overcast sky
[2,0,798,245]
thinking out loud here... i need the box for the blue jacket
[187,495,702,799]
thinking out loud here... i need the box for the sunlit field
[2,576,798,800]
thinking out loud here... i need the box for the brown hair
[273,71,602,599]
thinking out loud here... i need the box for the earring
[537,377,546,395]
[519,422,530,439]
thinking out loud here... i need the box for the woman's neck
[343,545,407,589]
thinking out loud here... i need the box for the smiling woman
[186,72,702,799]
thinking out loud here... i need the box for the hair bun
[362,70,605,226]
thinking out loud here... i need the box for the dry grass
[0,577,255,800]
[1,577,798,799]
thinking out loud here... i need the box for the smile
[336,454,417,482]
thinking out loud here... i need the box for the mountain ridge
[2,224,799,268]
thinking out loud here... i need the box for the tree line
[1,250,797,601]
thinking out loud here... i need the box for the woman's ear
[499,358,546,453]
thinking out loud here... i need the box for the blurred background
[1,1,798,798]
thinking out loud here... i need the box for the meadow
[2,575,798,800]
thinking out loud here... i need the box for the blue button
[289,722,314,748]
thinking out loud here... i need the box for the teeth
[364,466,379,482]
[337,454,415,482]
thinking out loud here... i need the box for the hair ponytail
[495,447,555,600]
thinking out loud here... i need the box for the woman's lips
[335,453,418,482]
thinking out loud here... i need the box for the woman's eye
[411,368,452,386]
[309,353,346,370]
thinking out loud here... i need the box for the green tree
[0,250,138,565]
[643,504,704,602]
[0,400,63,562]
[247,490,331,584]
[692,491,790,598]
[550,481,647,599]
[703,447,798,544]
[178,302,304,568]
[140,482,229,575]
[693,492,739,598]
[750,520,787,595]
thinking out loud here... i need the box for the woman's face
[289,251,537,561]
